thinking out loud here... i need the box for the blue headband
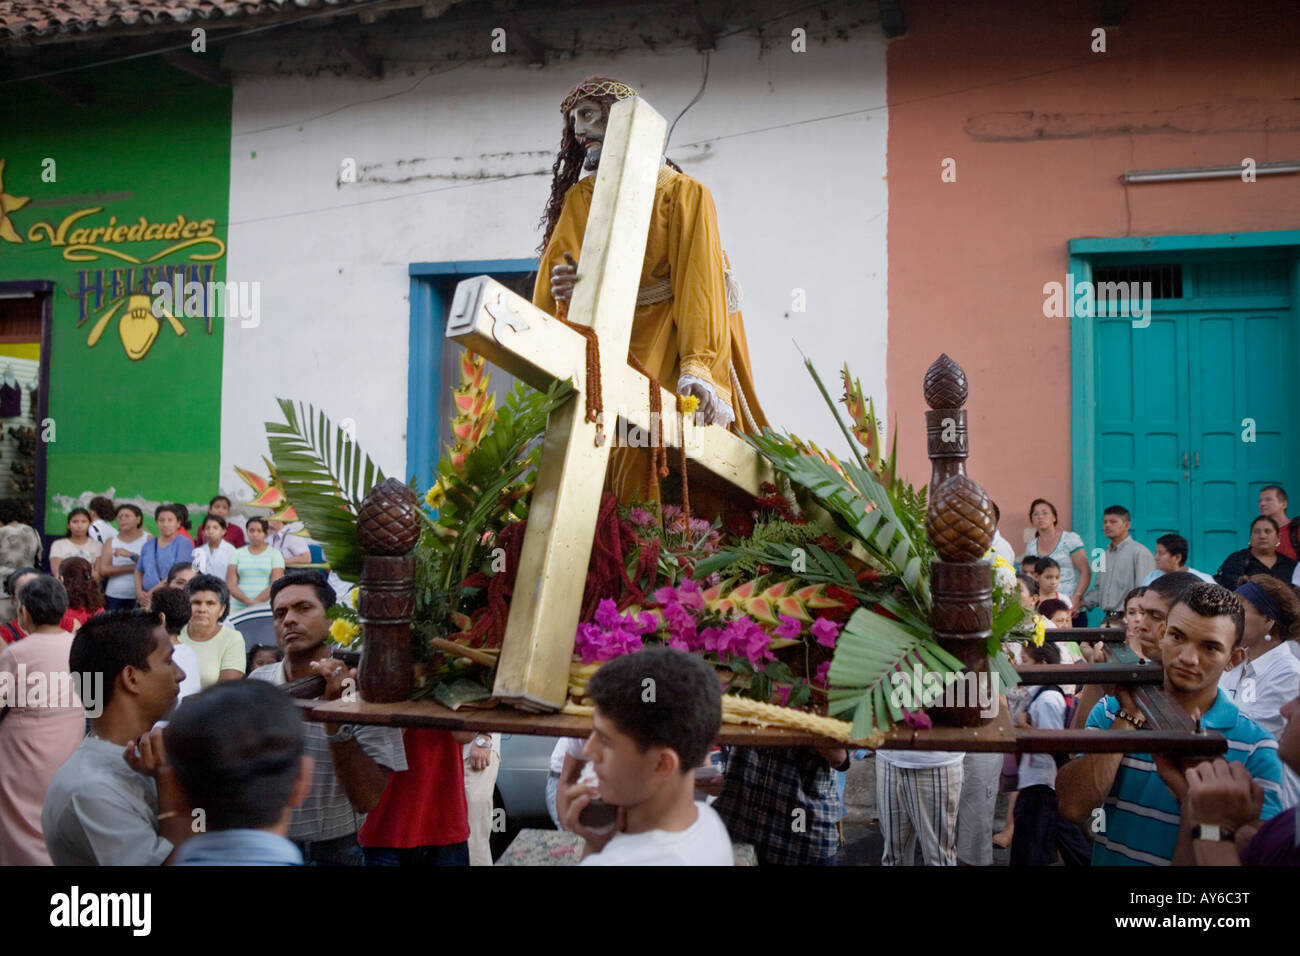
[1236,581,1280,622]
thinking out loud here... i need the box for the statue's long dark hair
[537,97,619,255]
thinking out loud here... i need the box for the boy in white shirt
[563,647,732,866]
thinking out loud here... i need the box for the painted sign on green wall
[0,61,231,532]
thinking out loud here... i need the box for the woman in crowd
[56,556,103,632]
[226,517,285,614]
[178,573,246,688]
[0,499,42,624]
[192,512,236,583]
[1214,515,1298,588]
[49,508,101,577]
[0,567,40,644]
[135,503,191,611]
[1220,575,1300,809]
[97,503,148,611]
[1020,499,1091,622]
[0,575,83,864]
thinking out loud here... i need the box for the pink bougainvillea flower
[814,660,832,687]
[903,710,933,730]
[811,617,841,648]
[774,684,792,706]
[594,599,621,630]
[774,614,802,641]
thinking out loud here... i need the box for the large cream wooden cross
[445,98,775,712]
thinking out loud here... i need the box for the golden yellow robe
[533,165,769,502]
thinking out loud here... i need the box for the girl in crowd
[246,643,282,674]
[226,517,285,614]
[56,556,103,631]
[1214,515,1299,589]
[1221,575,1300,808]
[1020,499,1091,623]
[178,573,246,688]
[135,504,191,611]
[97,503,148,611]
[50,508,101,577]
[192,512,236,583]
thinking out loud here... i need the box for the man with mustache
[535,76,769,504]
[1057,582,1284,865]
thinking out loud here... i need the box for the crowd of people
[0,485,1297,867]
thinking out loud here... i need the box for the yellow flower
[678,394,701,415]
[992,554,1014,572]
[349,589,359,609]
[1032,615,1046,647]
[330,618,360,646]
[425,480,446,510]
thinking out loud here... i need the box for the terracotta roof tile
[0,1,375,42]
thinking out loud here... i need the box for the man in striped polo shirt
[1058,582,1283,865]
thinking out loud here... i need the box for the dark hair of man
[69,610,160,709]
[89,495,116,522]
[245,516,269,534]
[65,507,92,535]
[1103,504,1130,520]
[1024,642,1061,665]
[174,502,191,530]
[166,562,195,585]
[1034,556,1060,574]
[1241,575,1300,644]
[1028,498,1058,524]
[163,680,305,831]
[246,643,282,675]
[210,495,232,509]
[186,573,230,620]
[585,646,720,772]
[270,570,335,612]
[5,566,40,598]
[1155,533,1188,565]
[0,499,24,524]
[18,574,68,627]
[201,512,227,531]
[155,503,182,523]
[1252,515,1280,533]
[1038,598,1070,619]
[1170,582,1246,646]
[152,587,192,637]
[1122,585,1147,610]
[1017,573,1038,597]
[116,503,143,522]
[1261,485,1288,505]
[58,557,104,613]
[1146,570,1200,607]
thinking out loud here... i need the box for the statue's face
[569,97,607,171]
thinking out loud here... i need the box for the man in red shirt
[358,727,475,865]
[1260,486,1296,562]
[209,495,245,548]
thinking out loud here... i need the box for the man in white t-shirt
[562,647,732,866]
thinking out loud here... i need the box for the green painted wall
[0,61,231,533]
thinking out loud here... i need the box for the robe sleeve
[667,180,730,389]
[532,185,593,317]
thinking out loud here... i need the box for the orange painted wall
[885,0,1300,552]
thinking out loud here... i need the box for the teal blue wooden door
[1087,255,1296,577]
[1186,306,1296,573]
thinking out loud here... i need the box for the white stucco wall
[221,24,888,498]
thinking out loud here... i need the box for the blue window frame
[406,259,537,492]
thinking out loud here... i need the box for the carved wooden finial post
[356,478,420,702]
[923,355,996,726]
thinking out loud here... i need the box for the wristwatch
[1191,824,1234,842]
[326,724,357,744]
[473,735,492,749]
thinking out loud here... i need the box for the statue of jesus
[533,75,769,504]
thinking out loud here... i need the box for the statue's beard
[582,143,602,171]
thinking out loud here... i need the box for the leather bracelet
[1116,707,1146,728]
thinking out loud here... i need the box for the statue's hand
[551,259,578,303]
[680,380,721,426]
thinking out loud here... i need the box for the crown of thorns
[560,78,638,116]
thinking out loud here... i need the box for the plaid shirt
[713,747,841,865]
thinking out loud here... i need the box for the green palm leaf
[265,398,386,580]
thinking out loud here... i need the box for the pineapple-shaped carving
[923,353,969,409]
[357,478,421,555]
[926,473,995,562]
